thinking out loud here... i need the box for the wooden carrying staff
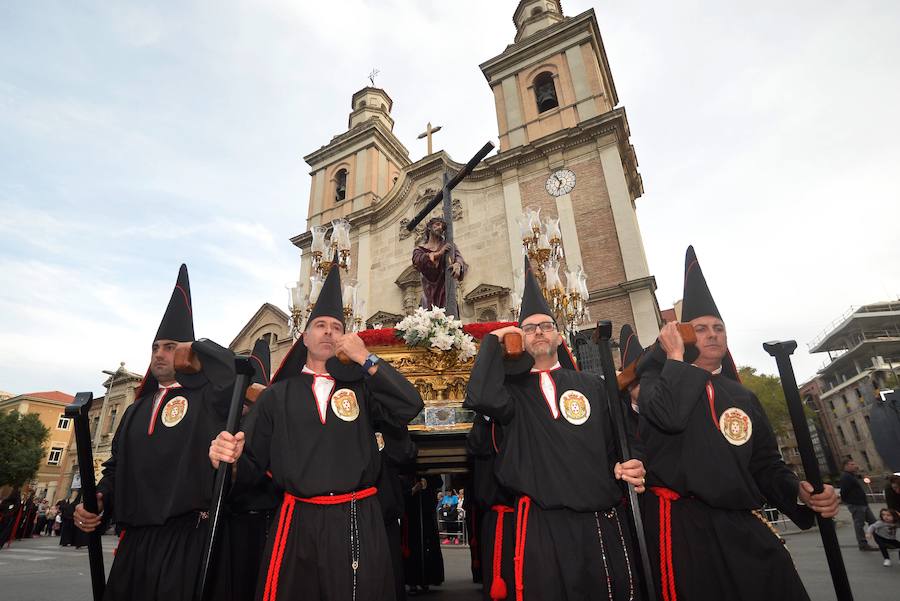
[65,392,106,601]
[175,345,256,601]
[617,323,696,391]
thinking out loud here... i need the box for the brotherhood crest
[560,390,591,426]
[331,388,360,422]
[162,396,189,428]
[719,407,752,446]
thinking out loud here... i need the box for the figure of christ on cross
[412,217,467,310]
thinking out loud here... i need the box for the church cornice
[463,283,511,303]
[587,275,657,302]
[480,9,618,107]
[303,119,410,170]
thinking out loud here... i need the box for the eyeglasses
[521,321,557,334]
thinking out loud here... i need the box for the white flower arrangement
[395,306,477,362]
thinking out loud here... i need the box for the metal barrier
[436,511,468,547]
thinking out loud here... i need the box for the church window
[357,100,366,109]
[534,72,559,113]
[335,169,348,202]
[531,6,543,16]
[106,407,118,434]
[381,103,387,111]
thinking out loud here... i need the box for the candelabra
[288,218,365,338]
[517,206,590,335]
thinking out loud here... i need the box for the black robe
[236,361,423,601]
[96,339,235,601]
[464,334,639,601]
[209,403,283,601]
[402,475,445,588]
[466,416,516,601]
[376,421,417,601]
[638,358,815,601]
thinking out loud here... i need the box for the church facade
[232,1,661,365]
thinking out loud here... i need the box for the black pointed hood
[619,324,644,368]
[154,263,194,342]
[271,257,364,385]
[307,255,345,327]
[249,337,271,387]
[517,256,554,325]
[681,245,721,322]
[135,264,196,400]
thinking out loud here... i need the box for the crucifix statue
[417,121,443,155]
[406,141,495,317]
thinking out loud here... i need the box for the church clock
[545,168,576,197]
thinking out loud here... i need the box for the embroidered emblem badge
[560,390,591,425]
[719,407,752,446]
[161,396,188,428]
[331,388,360,422]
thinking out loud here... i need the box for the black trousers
[104,512,208,601]
[874,533,900,559]
[209,511,273,601]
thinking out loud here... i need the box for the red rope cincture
[513,496,532,601]
[490,505,515,600]
[262,487,377,601]
[651,487,680,601]
[114,529,126,556]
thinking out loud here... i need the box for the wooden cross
[417,121,443,155]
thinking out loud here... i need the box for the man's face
[845,461,859,473]
[429,220,445,240]
[305,316,344,362]
[150,339,178,383]
[689,316,728,366]
[521,313,561,360]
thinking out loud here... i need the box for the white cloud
[0,0,898,395]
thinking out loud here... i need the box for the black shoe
[859,544,879,551]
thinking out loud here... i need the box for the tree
[0,411,50,489]
[737,366,796,436]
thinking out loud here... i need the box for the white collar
[302,365,332,378]
[530,361,561,373]
[692,364,722,375]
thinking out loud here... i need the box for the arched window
[531,6,543,16]
[534,71,559,113]
[335,169,348,202]
[357,100,366,109]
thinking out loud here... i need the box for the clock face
[546,169,576,197]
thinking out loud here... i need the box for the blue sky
[1,1,899,395]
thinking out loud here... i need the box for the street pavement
[0,507,897,600]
